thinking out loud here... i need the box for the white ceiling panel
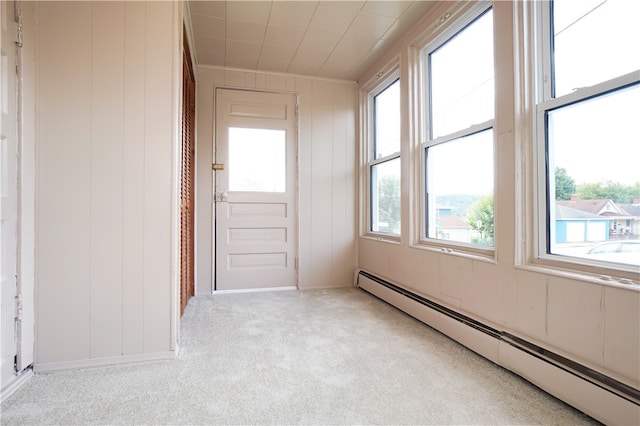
[263,25,307,49]
[191,14,225,40]
[295,30,343,61]
[308,3,359,34]
[287,61,324,76]
[226,21,267,44]
[189,1,225,18]
[257,60,291,74]
[259,44,298,64]
[226,1,271,25]
[347,12,397,41]
[188,0,437,81]
[361,1,412,18]
[225,40,262,61]
[268,1,318,29]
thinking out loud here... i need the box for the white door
[1,0,19,389]
[214,89,297,291]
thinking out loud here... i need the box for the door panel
[215,89,297,291]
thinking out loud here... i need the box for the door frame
[211,87,300,293]
[1,0,35,399]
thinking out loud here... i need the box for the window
[369,78,401,236]
[421,7,495,249]
[229,127,286,192]
[538,0,640,269]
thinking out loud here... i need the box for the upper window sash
[368,75,401,162]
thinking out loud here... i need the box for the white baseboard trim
[1,369,34,403]
[499,342,639,425]
[212,286,297,294]
[34,350,176,374]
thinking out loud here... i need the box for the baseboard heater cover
[356,270,639,424]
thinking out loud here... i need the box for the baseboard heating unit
[355,269,640,425]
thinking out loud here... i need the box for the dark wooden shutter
[180,27,196,316]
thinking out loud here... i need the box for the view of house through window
[543,0,640,267]
[423,8,494,248]
[370,79,401,235]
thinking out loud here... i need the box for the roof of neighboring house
[619,204,640,217]
[438,215,471,229]
[556,198,631,216]
[555,205,604,220]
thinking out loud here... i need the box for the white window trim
[517,0,640,285]
[360,62,401,242]
[413,3,496,259]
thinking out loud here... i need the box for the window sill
[517,257,640,290]
[411,240,496,264]
[361,233,402,245]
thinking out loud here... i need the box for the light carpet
[1,287,599,425]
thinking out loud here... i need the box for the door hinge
[295,257,299,270]
[10,21,23,48]
[15,293,23,321]
[16,22,23,47]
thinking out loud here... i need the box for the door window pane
[229,127,286,192]
[371,157,401,235]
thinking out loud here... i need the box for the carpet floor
[1,287,599,425]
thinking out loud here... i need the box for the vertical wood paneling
[225,70,244,87]
[90,2,125,358]
[122,1,146,355]
[37,2,92,363]
[547,278,604,366]
[265,74,286,91]
[294,77,314,289]
[461,260,500,324]
[255,72,266,89]
[604,287,640,380]
[286,76,296,93]
[195,68,214,295]
[245,72,256,88]
[310,81,334,288]
[36,1,178,367]
[513,270,547,342]
[143,2,174,353]
[331,86,355,285]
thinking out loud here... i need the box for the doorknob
[215,192,228,202]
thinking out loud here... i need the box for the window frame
[363,65,402,240]
[416,3,496,258]
[531,0,640,279]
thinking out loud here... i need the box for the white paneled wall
[35,1,181,370]
[195,67,357,293]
